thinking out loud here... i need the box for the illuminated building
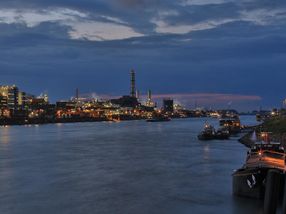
[0,95,9,117]
[0,95,8,109]
[18,92,24,106]
[0,85,19,111]
[146,90,155,107]
[43,94,49,103]
[18,91,30,109]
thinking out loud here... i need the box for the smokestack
[76,88,79,101]
[136,90,140,100]
[130,69,136,97]
[147,90,152,101]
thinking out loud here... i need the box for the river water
[0,116,263,214]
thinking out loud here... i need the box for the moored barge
[233,132,286,204]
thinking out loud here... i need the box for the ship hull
[233,168,267,199]
[197,134,215,141]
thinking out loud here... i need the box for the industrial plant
[0,70,194,125]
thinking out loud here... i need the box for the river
[0,116,263,214]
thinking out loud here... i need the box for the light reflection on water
[203,144,210,160]
[1,126,11,144]
[0,116,263,214]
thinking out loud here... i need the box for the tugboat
[215,127,230,140]
[198,123,216,140]
[198,124,230,141]
[233,132,286,199]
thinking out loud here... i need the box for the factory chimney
[76,88,79,101]
[147,90,152,102]
[130,69,136,97]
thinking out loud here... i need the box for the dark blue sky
[0,0,285,110]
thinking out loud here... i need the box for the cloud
[0,0,285,40]
[151,5,286,35]
[0,8,144,41]
[69,92,262,109]
[150,93,262,109]
[151,17,235,34]
[0,0,285,110]
[240,8,286,25]
[152,93,261,101]
[69,21,144,41]
[0,8,87,27]
[115,0,157,8]
[180,0,234,6]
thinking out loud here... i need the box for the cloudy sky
[0,0,285,110]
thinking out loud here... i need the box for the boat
[198,123,216,140]
[198,124,230,141]
[219,117,241,134]
[215,127,230,140]
[232,132,286,199]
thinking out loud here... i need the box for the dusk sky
[0,0,285,110]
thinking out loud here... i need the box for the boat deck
[244,150,286,172]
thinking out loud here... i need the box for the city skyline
[0,73,263,111]
[0,0,286,110]
[0,71,274,111]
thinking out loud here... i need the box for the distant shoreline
[0,117,142,127]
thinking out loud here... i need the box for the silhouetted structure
[76,88,79,101]
[163,98,174,112]
[111,96,139,108]
[130,69,136,98]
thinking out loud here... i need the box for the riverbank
[239,117,286,148]
[0,115,147,126]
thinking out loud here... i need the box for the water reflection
[203,144,210,160]
[0,126,11,144]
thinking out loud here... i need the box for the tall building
[0,95,8,109]
[163,98,174,112]
[0,85,19,111]
[18,91,28,109]
[130,69,136,98]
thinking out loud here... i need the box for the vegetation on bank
[239,117,286,148]
[261,117,286,134]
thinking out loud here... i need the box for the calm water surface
[0,116,263,214]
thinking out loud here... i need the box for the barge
[233,132,286,213]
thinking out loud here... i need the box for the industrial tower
[130,69,136,98]
[146,89,155,107]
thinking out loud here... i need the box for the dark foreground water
[0,116,263,214]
